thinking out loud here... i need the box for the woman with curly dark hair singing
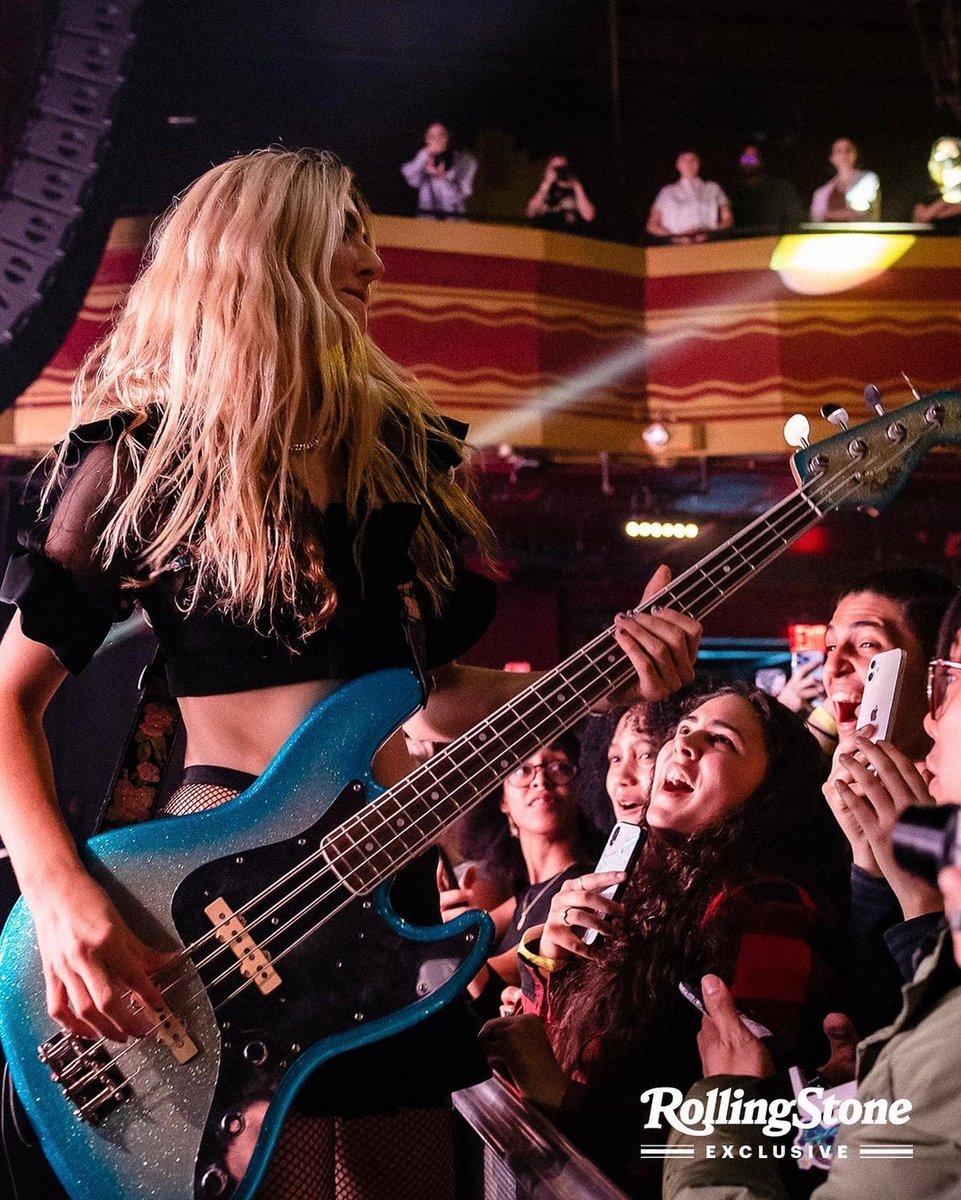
[501,685,850,1190]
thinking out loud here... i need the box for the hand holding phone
[582,822,645,945]
[856,648,905,743]
[679,980,772,1040]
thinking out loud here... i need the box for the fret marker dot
[723,564,731,573]
[364,842,374,852]
[607,655,616,663]
[478,732,487,741]
[396,817,405,828]
[500,759,509,768]
[557,693,566,702]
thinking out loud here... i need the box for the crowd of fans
[400,123,961,242]
[427,565,961,1197]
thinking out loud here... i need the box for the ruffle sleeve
[0,413,145,673]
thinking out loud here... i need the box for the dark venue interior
[1,3,961,1199]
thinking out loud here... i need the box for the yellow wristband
[517,926,562,974]
[807,704,838,739]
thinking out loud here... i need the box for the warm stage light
[642,421,671,450]
[625,518,699,540]
[771,233,915,295]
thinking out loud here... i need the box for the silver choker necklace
[291,436,321,451]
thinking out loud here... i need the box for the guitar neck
[322,483,825,892]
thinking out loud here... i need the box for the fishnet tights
[159,781,245,816]
[162,778,458,1200]
[258,1108,456,1200]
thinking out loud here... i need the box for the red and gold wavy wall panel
[11,217,961,457]
[644,236,961,454]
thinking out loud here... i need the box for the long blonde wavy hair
[46,147,491,635]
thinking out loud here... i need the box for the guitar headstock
[790,389,961,512]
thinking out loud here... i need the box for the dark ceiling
[75,0,955,236]
[2,2,950,232]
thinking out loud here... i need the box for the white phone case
[856,648,906,742]
[582,821,643,945]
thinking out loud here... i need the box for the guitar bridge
[38,1032,130,1124]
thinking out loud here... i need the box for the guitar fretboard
[320,483,826,893]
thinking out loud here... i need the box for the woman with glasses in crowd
[438,735,600,1009]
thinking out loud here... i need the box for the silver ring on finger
[562,906,573,927]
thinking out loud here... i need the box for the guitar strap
[94,651,182,833]
[398,580,431,704]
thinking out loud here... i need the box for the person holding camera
[526,155,596,233]
[401,122,477,219]
[661,591,961,1200]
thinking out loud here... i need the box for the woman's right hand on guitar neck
[28,863,173,1042]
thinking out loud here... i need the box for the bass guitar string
[59,431,919,1094]
[317,436,908,864]
[204,432,920,974]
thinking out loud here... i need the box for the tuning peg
[783,413,811,450]
[864,384,885,416]
[820,403,850,430]
[900,371,922,402]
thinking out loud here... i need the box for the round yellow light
[685,523,699,538]
[625,520,640,537]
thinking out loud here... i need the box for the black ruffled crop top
[0,414,496,697]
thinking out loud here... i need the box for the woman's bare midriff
[178,678,416,787]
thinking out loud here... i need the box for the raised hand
[831,736,942,918]
[823,725,880,873]
[778,657,824,713]
[817,1011,859,1086]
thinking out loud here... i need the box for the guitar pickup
[139,999,198,1064]
[205,898,281,995]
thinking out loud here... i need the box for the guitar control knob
[243,1040,269,1066]
[201,1166,229,1195]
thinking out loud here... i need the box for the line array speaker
[0,0,143,412]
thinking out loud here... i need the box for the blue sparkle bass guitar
[0,389,958,1200]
